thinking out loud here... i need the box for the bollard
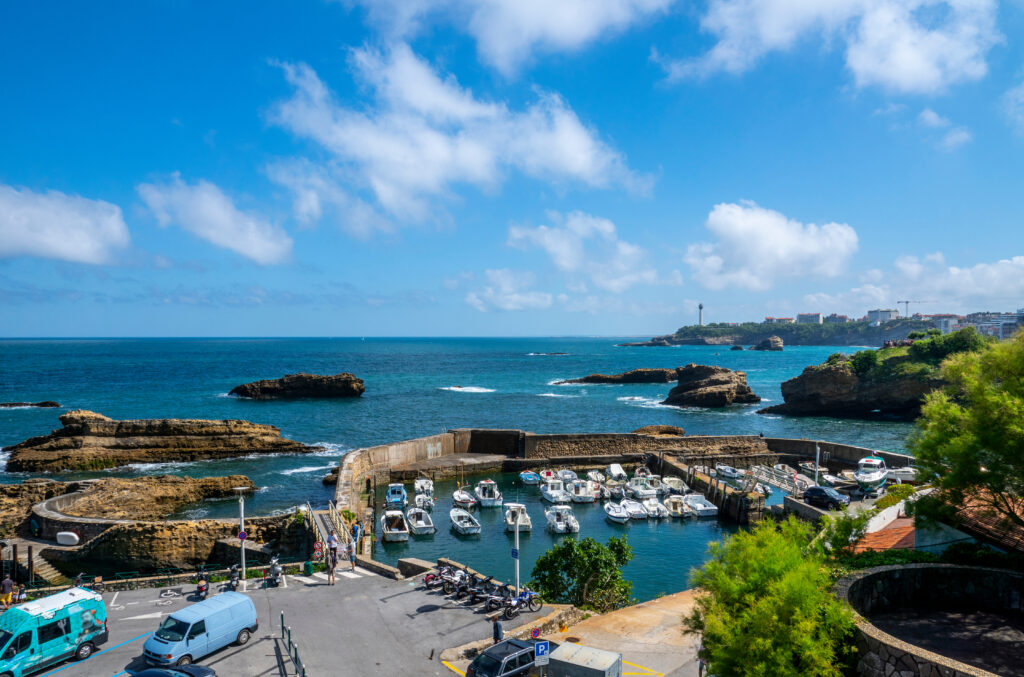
[281,611,285,639]
[286,626,292,647]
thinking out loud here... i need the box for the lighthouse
[699,303,704,326]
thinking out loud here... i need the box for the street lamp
[513,507,521,595]
[234,487,249,580]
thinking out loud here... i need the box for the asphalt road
[30,567,546,677]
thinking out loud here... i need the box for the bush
[530,536,634,612]
[825,352,847,366]
[836,549,940,570]
[849,350,879,376]
[908,326,990,364]
[874,484,916,510]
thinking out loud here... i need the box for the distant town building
[764,316,795,324]
[867,308,900,323]
[824,314,851,324]
[929,314,961,334]
[796,312,823,324]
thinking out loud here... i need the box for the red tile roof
[852,518,916,553]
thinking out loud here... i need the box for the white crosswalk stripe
[339,571,361,579]
[312,572,329,580]
[291,575,318,585]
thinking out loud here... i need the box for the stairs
[29,553,69,586]
[2,539,71,587]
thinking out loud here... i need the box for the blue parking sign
[535,640,549,657]
[511,548,519,560]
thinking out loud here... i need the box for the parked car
[466,639,548,677]
[134,668,216,677]
[803,486,850,510]
[143,591,257,667]
[0,587,108,677]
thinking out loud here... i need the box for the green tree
[849,349,878,376]
[685,517,855,676]
[529,536,633,612]
[909,332,1024,527]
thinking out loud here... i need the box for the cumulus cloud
[348,0,674,76]
[939,127,972,150]
[0,184,130,264]
[465,269,553,311]
[918,108,950,128]
[137,175,292,265]
[269,45,645,224]
[508,211,663,293]
[1004,79,1024,134]
[658,0,1001,94]
[684,201,859,291]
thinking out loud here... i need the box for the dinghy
[449,508,481,535]
[414,493,435,510]
[634,466,652,478]
[664,495,691,518]
[414,478,434,496]
[586,470,606,483]
[474,479,503,508]
[539,469,557,482]
[568,479,597,503]
[545,505,580,534]
[453,485,477,509]
[604,501,629,524]
[380,510,410,542]
[606,463,628,482]
[504,503,532,532]
[519,470,541,485]
[557,469,578,482]
[625,477,656,499]
[540,478,572,503]
[662,476,687,494]
[620,499,648,520]
[385,483,408,509]
[682,494,718,517]
[642,497,669,518]
[820,473,843,487]
[406,507,436,535]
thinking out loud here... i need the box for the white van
[142,592,257,666]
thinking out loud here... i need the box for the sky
[1,0,1023,337]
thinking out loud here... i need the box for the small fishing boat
[557,469,578,482]
[662,476,687,494]
[682,494,718,517]
[854,456,889,493]
[385,483,408,509]
[645,475,666,495]
[754,482,773,496]
[414,493,435,510]
[604,501,630,524]
[634,466,652,478]
[453,485,477,509]
[820,473,843,487]
[605,479,625,499]
[642,497,669,518]
[625,477,656,499]
[715,464,745,480]
[693,465,716,477]
[504,503,532,532]
[540,478,572,504]
[545,505,580,534]
[887,466,918,483]
[449,508,481,535]
[774,463,798,476]
[586,470,606,483]
[519,470,541,485]
[474,479,503,508]
[568,479,597,503]
[620,499,648,520]
[406,507,436,535]
[664,495,691,518]
[380,510,410,542]
[414,477,434,496]
[539,469,557,482]
[799,461,829,478]
[606,463,628,482]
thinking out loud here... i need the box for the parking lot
[32,566,547,677]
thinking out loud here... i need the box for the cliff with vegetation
[758,328,991,420]
[621,318,933,347]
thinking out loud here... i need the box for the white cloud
[465,269,553,311]
[1004,78,1024,134]
[684,201,859,291]
[137,174,292,265]
[0,184,130,264]
[349,0,674,76]
[269,45,645,223]
[659,0,1001,94]
[940,127,972,150]
[918,108,950,128]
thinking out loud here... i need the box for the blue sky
[2,0,1023,337]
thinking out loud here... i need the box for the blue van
[143,592,257,666]
[0,587,108,676]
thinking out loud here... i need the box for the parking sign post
[535,640,550,668]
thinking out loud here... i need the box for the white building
[796,312,823,324]
[867,309,900,323]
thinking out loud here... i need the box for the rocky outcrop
[556,368,677,384]
[230,372,364,399]
[617,335,737,347]
[1,401,61,408]
[0,479,76,537]
[758,362,941,419]
[6,410,317,472]
[322,467,339,486]
[661,365,761,408]
[730,345,743,351]
[632,425,686,436]
[63,475,256,521]
[751,335,784,351]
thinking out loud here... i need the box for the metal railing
[327,501,352,544]
[280,611,308,677]
[305,502,327,547]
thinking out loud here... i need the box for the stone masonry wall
[524,433,768,459]
[765,438,914,469]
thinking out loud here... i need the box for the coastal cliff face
[662,364,761,408]
[557,368,677,384]
[63,475,257,521]
[751,335,784,351]
[230,372,364,399]
[0,479,76,537]
[6,410,316,472]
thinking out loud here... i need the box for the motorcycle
[467,576,496,604]
[423,564,455,589]
[266,555,283,588]
[454,570,479,599]
[483,583,515,612]
[227,564,240,591]
[502,587,543,620]
[193,572,209,600]
[441,567,468,595]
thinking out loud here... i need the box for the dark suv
[466,639,544,677]
[804,486,850,510]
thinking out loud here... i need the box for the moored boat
[642,497,669,518]
[620,499,648,520]
[887,466,918,483]
[545,505,580,534]
[414,493,435,511]
[646,475,667,495]
[380,510,410,542]
[854,456,888,493]
[557,468,578,482]
[664,494,691,518]
[540,478,572,503]
[539,469,557,482]
[682,494,718,517]
[519,470,541,485]
[605,479,625,498]
[568,479,597,503]
[453,485,477,509]
[774,463,798,476]
[414,477,434,496]
[586,470,606,483]
[715,464,744,480]
[504,503,532,532]
[820,473,843,487]
[474,479,503,508]
[799,461,829,478]
[625,476,656,499]
[385,483,408,509]
[406,507,435,535]
[606,463,628,481]
[604,501,629,524]
[662,476,687,494]
[634,466,652,478]
[449,508,481,535]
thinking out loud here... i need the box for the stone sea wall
[764,438,915,469]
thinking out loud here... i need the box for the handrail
[280,611,308,677]
[327,501,351,544]
[305,502,327,548]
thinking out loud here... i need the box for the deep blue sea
[0,338,913,599]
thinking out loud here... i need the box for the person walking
[1,574,13,609]
[491,615,503,645]
[14,585,26,605]
[327,550,337,586]
[348,538,357,571]
[327,530,339,561]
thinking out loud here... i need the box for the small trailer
[544,642,622,677]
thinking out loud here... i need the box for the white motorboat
[568,479,598,503]
[715,464,745,480]
[642,497,669,518]
[449,508,481,535]
[603,501,629,524]
[820,473,843,487]
[540,478,572,503]
[474,479,503,508]
[620,499,648,520]
[605,479,625,499]
[625,477,656,500]
[646,475,667,495]
[664,495,691,518]
[887,466,919,483]
[634,466,652,478]
[799,461,829,478]
[504,503,532,532]
[380,510,410,542]
[406,507,436,535]
[662,476,687,494]
[586,470,606,483]
[855,457,889,493]
[545,505,580,534]
[539,469,557,482]
[414,477,434,496]
[414,493,435,511]
[453,485,477,509]
[557,469,578,482]
[606,463,628,482]
[774,463,798,476]
[753,482,773,496]
[385,483,408,509]
[682,494,718,517]
[519,470,541,485]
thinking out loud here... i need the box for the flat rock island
[556,368,677,384]
[229,372,365,399]
[0,401,61,408]
[5,409,317,472]
[661,364,761,408]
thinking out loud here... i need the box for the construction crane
[896,300,932,318]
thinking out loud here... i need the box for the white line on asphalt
[354,567,374,576]
[339,571,361,579]
[122,611,174,621]
[313,572,329,580]
[111,591,119,606]
[291,575,318,585]
[126,601,139,605]
[280,575,288,588]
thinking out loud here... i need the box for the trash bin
[303,560,314,576]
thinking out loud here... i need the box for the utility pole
[513,509,521,594]
[235,487,248,579]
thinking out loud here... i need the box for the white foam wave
[121,461,193,473]
[547,378,613,387]
[537,393,578,398]
[0,449,9,472]
[182,508,210,519]
[439,386,495,393]
[280,464,335,476]
[216,392,232,398]
[616,396,672,410]
[308,442,349,456]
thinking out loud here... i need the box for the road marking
[622,659,664,676]
[122,611,174,621]
[354,566,374,576]
[110,591,119,606]
[442,660,466,676]
[313,572,329,580]
[291,575,318,585]
[339,571,361,579]
[37,632,151,676]
[280,575,288,588]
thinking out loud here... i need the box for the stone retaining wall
[766,438,914,469]
[523,433,768,459]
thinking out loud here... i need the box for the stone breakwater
[5,409,317,472]
[229,372,364,399]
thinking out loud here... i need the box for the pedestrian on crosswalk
[348,539,357,571]
[328,530,339,561]
[327,550,337,586]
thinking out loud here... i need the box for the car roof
[484,638,532,659]
[15,587,102,618]
[170,591,249,623]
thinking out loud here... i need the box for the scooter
[423,564,455,589]
[266,555,283,588]
[502,587,543,619]
[467,576,496,604]
[195,573,209,600]
[227,564,240,591]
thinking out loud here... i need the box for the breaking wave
[439,386,495,393]
[536,393,578,398]
[280,464,335,476]
[616,396,672,410]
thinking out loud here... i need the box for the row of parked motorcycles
[423,565,543,620]
[193,555,284,600]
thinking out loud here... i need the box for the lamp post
[814,443,821,486]
[234,487,248,580]
[513,508,521,595]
